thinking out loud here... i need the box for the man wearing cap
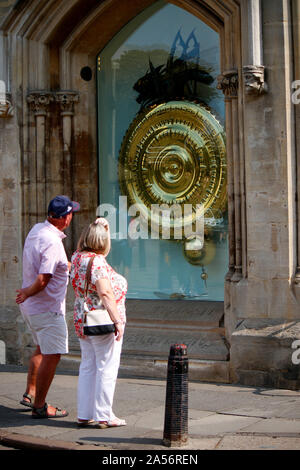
[16,195,80,419]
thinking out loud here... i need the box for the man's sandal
[97,417,127,429]
[20,393,34,409]
[32,403,68,419]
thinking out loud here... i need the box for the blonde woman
[70,218,127,428]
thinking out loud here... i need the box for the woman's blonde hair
[77,220,110,256]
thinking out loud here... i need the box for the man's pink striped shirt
[20,220,69,316]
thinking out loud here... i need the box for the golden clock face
[118,100,227,242]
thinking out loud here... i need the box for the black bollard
[162,343,188,447]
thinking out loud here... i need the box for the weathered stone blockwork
[0,0,300,389]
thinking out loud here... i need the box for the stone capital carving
[27,91,54,115]
[0,93,14,117]
[243,65,267,96]
[55,91,79,115]
[27,90,80,115]
[217,70,238,98]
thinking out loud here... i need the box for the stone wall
[0,0,23,361]
[228,0,300,388]
[1,0,300,389]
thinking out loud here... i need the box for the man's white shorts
[22,311,69,355]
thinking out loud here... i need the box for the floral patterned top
[70,250,127,338]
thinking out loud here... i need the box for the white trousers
[77,333,123,421]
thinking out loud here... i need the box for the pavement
[1,364,300,454]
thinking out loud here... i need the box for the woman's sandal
[77,419,95,428]
[97,417,127,429]
[20,393,34,409]
[32,403,68,419]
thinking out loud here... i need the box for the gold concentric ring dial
[119,100,227,239]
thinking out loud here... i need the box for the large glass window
[97,0,227,300]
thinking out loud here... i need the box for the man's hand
[16,288,29,304]
[15,273,52,304]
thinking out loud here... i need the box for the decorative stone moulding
[27,90,79,158]
[217,67,267,98]
[27,90,79,114]
[243,64,267,96]
[217,70,238,98]
[26,91,54,114]
[55,91,80,114]
[0,93,14,117]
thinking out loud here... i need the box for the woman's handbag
[83,255,116,336]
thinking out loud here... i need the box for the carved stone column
[27,91,54,218]
[242,0,267,96]
[26,90,79,253]
[55,91,79,255]
[55,91,79,197]
[217,70,242,281]
[292,0,300,284]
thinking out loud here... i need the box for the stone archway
[3,1,300,390]
[2,0,244,263]
[1,0,247,380]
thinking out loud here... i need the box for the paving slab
[241,418,300,435]
[217,434,300,450]
[188,412,263,436]
[1,365,300,451]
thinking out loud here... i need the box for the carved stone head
[243,65,266,95]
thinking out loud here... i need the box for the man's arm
[16,273,52,304]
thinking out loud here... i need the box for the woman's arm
[16,273,52,304]
[95,278,124,341]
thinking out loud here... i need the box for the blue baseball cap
[48,195,80,218]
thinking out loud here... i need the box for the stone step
[66,300,225,351]
[123,299,228,362]
[62,300,229,384]
[122,326,228,361]
[57,353,230,384]
[120,355,230,383]
[125,299,224,328]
